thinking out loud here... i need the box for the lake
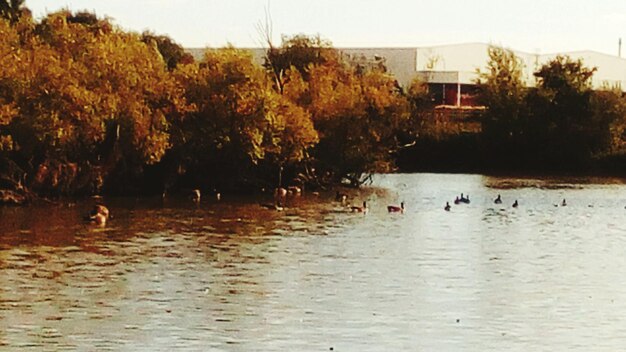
[1,173,626,351]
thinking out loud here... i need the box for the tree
[264,34,409,186]
[1,12,188,195]
[476,45,528,160]
[141,31,194,70]
[268,94,318,163]
[592,88,626,155]
[529,55,602,163]
[172,47,317,190]
[304,57,409,186]
[0,19,20,152]
[0,0,26,23]
[404,77,435,140]
[263,34,335,94]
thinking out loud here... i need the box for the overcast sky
[26,0,626,56]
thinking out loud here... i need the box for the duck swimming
[444,202,451,211]
[92,212,107,226]
[191,189,201,203]
[287,186,302,196]
[92,204,109,218]
[512,200,519,208]
[351,201,368,213]
[335,191,348,203]
[387,202,404,213]
[260,203,283,211]
[87,204,110,226]
[274,187,287,206]
[494,194,502,204]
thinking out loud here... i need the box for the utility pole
[619,38,622,58]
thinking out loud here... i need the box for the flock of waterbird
[86,187,571,226]
[336,191,406,214]
[445,193,522,211]
[341,191,569,214]
[444,193,569,212]
[86,187,299,226]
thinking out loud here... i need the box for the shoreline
[3,170,626,207]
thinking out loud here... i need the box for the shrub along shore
[1,6,625,205]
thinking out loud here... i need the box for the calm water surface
[1,173,626,351]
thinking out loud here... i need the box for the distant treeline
[0,7,424,201]
[1,4,626,203]
[399,46,626,175]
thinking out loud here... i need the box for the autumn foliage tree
[10,8,625,199]
[0,11,187,196]
[5,12,409,197]
[0,0,26,23]
[171,47,317,191]
[267,36,409,186]
[306,62,409,185]
[141,31,194,70]
[263,34,334,95]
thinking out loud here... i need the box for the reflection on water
[1,173,626,351]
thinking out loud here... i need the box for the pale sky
[26,0,626,56]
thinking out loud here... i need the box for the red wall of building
[444,85,458,105]
[428,83,482,107]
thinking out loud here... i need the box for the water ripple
[2,174,626,350]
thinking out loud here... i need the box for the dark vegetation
[399,46,626,176]
[1,5,625,204]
